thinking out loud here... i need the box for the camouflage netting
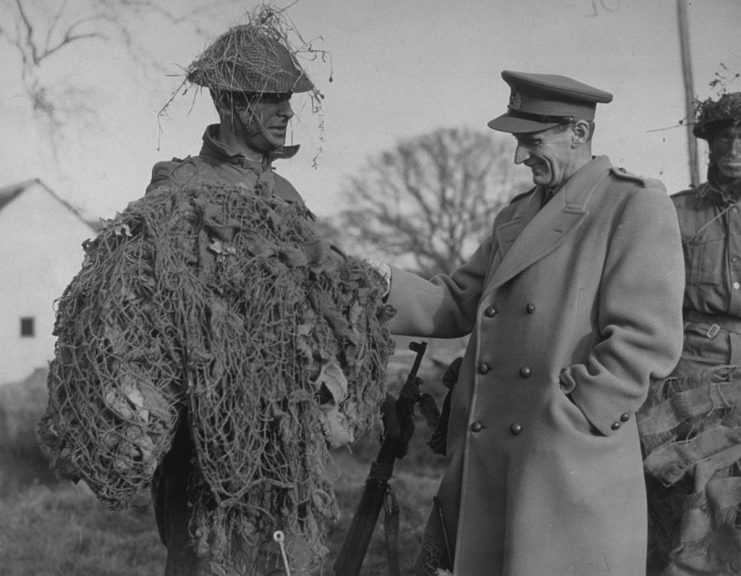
[37,182,395,574]
[639,366,741,574]
[185,7,315,95]
[693,91,741,139]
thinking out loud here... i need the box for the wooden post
[677,0,701,187]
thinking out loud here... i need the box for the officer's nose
[514,144,529,165]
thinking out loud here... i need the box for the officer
[381,71,685,576]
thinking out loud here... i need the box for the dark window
[20,317,35,338]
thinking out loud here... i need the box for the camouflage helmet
[186,18,314,95]
[693,92,741,140]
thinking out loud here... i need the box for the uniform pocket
[551,376,603,437]
[683,236,724,286]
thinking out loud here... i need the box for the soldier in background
[641,92,741,576]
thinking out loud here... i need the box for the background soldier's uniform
[640,92,741,576]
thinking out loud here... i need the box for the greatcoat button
[611,421,621,431]
[479,363,491,374]
[620,412,630,423]
[484,306,497,318]
[519,367,532,378]
[471,421,484,433]
[525,303,536,313]
[510,423,523,435]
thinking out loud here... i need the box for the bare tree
[334,127,531,277]
[0,0,239,152]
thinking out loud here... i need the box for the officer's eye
[516,136,538,147]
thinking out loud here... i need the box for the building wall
[0,183,93,384]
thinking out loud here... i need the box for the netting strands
[37,203,185,508]
[37,182,395,574]
[639,366,741,574]
[159,4,330,123]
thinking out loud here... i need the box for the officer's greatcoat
[387,155,685,576]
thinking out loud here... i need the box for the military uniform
[673,181,741,372]
[145,15,318,576]
[147,124,306,206]
[386,72,685,576]
[640,92,741,576]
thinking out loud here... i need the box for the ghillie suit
[640,367,741,575]
[37,182,395,575]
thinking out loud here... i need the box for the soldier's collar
[202,124,300,166]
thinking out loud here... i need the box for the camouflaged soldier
[148,15,318,576]
[147,16,316,204]
[640,92,741,576]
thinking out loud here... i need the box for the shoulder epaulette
[510,187,537,204]
[147,156,196,194]
[609,166,647,187]
[671,187,695,198]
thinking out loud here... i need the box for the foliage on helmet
[186,5,314,95]
[693,92,741,139]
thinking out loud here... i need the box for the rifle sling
[384,488,401,576]
[370,460,395,482]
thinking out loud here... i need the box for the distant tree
[0,0,239,152]
[334,127,531,277]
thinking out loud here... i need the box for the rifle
[333,341,428,576]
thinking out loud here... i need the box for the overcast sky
[1,0,740,220]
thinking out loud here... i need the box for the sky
[1,0,740,221]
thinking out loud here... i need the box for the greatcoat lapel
[489,156,612,290]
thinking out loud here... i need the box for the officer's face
[237,92,294,153]
[513,124,579,188]
[710,125,741,182]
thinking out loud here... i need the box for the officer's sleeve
[562,182,685,436]
[385,235,494,338]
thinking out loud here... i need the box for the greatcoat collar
[490,155,612,289]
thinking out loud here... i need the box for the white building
[0,179,96,384]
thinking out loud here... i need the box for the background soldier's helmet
[693,92,741,140]
[186,21,314,95]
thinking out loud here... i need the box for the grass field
[0,359,450,576]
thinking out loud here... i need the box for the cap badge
[509,89,521,110]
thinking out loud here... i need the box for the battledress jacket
[147,123,306,205]
[386,156,685,576]
[670,180,741,368]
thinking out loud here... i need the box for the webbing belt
[685,310,741,336]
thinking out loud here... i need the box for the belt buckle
[706,324,720,339]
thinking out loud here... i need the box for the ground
[0,354,453,575]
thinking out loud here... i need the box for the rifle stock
[333,341,427,576]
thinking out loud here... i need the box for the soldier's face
[513,124,578,189]
[710,125,741,182]
[237,92,294,153]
